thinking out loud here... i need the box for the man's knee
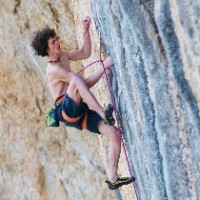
[70,75,82,87]
[109,127,122,143]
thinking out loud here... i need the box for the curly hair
[31,27,56,57]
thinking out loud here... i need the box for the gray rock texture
[91,0,200,199]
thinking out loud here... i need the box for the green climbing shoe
[105,175,135,190]
[104,104,115,125]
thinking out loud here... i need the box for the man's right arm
[84,56,114,88]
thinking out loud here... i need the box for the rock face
[91,0,200,199]
[0,1,114,200]
[0,0,200,200]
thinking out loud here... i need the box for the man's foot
[104,104,115,125]
[105,175,135,190]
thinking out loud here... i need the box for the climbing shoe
[104,104,115,125]
[105,175,135,190]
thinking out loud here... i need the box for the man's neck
[48,52,61,63]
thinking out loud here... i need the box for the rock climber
[31,16,134,190]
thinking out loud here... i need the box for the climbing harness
[46,94,88,129]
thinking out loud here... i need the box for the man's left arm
[67,16,91,60]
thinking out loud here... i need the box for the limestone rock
[91,0,200,199]
[0,1,114,200]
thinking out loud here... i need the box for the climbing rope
[76,39,138,200]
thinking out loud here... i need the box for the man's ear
[47,48,50,56]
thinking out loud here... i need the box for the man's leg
[98,120,134,190]
[66,75,104,119]
[98,120,122,182]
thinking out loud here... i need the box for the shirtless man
[31,16,133,190]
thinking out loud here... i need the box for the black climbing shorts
[56,94,102,134]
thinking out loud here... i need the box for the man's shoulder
[61,49,69,57]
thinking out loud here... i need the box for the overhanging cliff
[91,0,200,199]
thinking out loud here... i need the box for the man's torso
[47,50,72,100]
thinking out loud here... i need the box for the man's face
[48,35,61,54]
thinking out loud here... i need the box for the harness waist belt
[54,94,88,129]
[54,94,65,105]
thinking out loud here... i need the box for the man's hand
[103,56,114,69]
[82,16,91,32]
